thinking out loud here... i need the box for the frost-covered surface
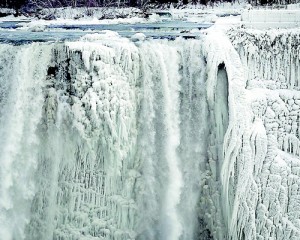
[32,2,245,21]
[208,28,300,239]
[37,6,142,20]
[0,8,15,15]
[0,3,247,27]
[287,3,300,9]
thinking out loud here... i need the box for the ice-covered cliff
[224,28,300,240]
[201,28,300,240]
[0,27,299,240]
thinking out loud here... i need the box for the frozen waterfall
[1,28,299,240]
[0,34,212,240]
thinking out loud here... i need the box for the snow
[287,3,300,9]
[39,6,142,19]
[22,21,47,32]
[0,3,246,29]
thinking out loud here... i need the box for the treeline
[0,0,26,15]
[1,0,299,15]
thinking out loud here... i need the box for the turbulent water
[0,33,218,240]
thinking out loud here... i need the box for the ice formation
[196,28,300,240]
[0,32,210,240]
[221,28,300,240]
[0,26,300,240]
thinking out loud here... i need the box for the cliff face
[194,29,300,240]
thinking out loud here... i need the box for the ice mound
[131,33,146,42]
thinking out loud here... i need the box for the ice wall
[0,33,212,240]
[231,28,300,240]
[195,28,300,240]
[197,31,250,240]
[207,28,300,239]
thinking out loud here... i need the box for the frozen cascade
[136,40,209,240]
[2,28,299,240]
[138,41,184,240]
[0,34,213,240]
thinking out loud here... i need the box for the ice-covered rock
[131,33,146,42]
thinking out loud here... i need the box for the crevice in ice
[201,30,252,240]
[215,63,229,180]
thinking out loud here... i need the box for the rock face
[0,29,299,240]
